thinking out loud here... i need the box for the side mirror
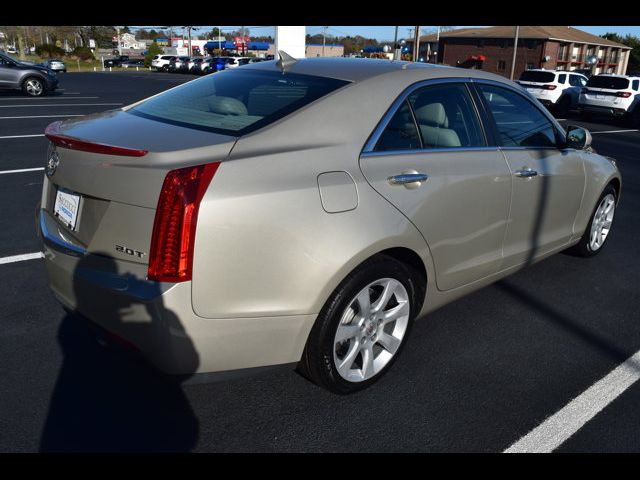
[565,125,592,150]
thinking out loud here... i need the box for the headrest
[413,103,448,128]
[208,97,248,116]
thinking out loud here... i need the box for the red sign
[234,36,250,47]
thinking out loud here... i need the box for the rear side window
[407,83,485,149]
[587,76,630,90]
[633,80,639,91]
[569,75,586,87]
[558,74,567,84]
[374,101,421,151]
[130,69,350,136]
[519,71,556,83]
[479,84,560,148]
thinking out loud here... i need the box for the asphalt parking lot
[0,70,639,452]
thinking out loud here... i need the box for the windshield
[129,68,350,136]
[587,76,630,90]
[519,71,556,83]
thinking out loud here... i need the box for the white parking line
[0,103,122,108]
[0,115,84,120]
[0,167,44,175]
[504,350,640,453]
[591,129,639,134]
[0,252,44,265]
[0,134,45,139]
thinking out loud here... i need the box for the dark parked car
[121,59,145,69]
[0,52,58,96]
[168,56,191,73]
[103,55,133,68]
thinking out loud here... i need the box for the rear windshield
[519,71,556,83]
[587,76,630,90]
[129,69,350,136]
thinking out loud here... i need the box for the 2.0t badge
[46,143,59,177]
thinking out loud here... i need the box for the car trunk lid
[41,110,237,265]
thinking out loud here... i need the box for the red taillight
[44,121,148,157]
[543,85,557,90]
[617,91,632,98]
[147,162,220,283]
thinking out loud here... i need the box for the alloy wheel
[589,193,615,251]
[333,278,410,382]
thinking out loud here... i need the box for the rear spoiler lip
[44,121,149,157]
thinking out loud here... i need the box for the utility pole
[509,25,520,80]
[393,26,400,60]
[412,26,420,62]
[322,26,328,57]
[434,26,441,64]
[218,26,222,51]
[116,26,122,56]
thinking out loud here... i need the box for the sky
[140,26,640,42]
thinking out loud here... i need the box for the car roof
[243,56,508,84]
[593,73,640,79]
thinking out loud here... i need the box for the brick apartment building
[410,26,632,78]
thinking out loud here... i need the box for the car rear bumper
[37,208,315,376]
[578,104,628,116]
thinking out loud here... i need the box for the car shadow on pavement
[39,254,200,452]
[496,280,635,367]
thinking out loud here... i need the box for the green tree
[602,32,640,74]
[145,41,162,67]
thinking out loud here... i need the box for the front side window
[478,84,561,148]
[130,69,350,136]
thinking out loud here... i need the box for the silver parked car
[37,57,621,393]
[40,59,67,73]
[0,52,59,96]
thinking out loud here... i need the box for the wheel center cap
[365,320,377,337]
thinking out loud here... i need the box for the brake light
[617,91,632,98]
[147,162,220,282]
[543,85,557,90]
[45,121,148,157]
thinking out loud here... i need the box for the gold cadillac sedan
[37,56,621,393]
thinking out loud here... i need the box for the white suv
[578,74,640,125]
[518,69,588,115]
[150,55,176,72]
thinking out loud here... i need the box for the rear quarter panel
[190,70,444,319]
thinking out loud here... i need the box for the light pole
[393,26,400,60]
[434,26,441,64]
[509,25,520,80]
[412,26,420,62]
[322,26,328,57]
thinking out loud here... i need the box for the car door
[475,82,585,268]
[359,79,512,291]
[0,55,17,89]
[567,74,588,107]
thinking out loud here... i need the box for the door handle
[388,172,429,189]
[514,168,538,178]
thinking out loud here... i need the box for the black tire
[22,76,45,97]
[299,255,422,394]
[567,184,617,257]
[162,65,169,72]
[556,96,571,117]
